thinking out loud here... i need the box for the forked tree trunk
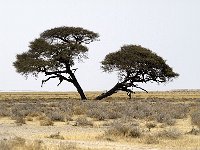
[95,83,120,100]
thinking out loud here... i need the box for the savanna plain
[0,90,200,150]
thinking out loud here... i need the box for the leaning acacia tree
[13,26,99,100]
[95,45,179,100]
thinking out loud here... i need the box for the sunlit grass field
[1,90,200,101]
[0,90,200,149]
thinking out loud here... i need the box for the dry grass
[191,110,200,129]
[0,90,200,150]
[1,90,200,101]
[75,116,93,126]
[0,137,45,150]
[39,117,54,126]
[46,132,64,140]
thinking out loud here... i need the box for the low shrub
[75,117,93,126]
[129,126,142,138]
[73,105,87,115]
[106,121,142,138]
[26,116,33,121]
[0,105,10,117]
[39,117,54,126]
[146,122,157,131]
[165,118,176,126]
[156,113,171,123]
[27,140,45,150]
[27,111,42,117]
[157,128,182,139]
[107,123,130,137]
[143,134,159,144]
[57,142,77,150]
[11,137,26,147]
[171,104,189,119]
[191,110,200,129]
[187,128,200,135]
[14,116,26,126]
[47,132,64,140]
[87,108,107,121]
[0,138,45,150]
[47,112,65,122]
[65,114,73,122]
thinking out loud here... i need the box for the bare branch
[41,75,57,87]
[57,76,64,86]
[132,84,148,93]
[72,68,78,73]
[41,73,73,87]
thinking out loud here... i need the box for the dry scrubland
[0,91,200,150]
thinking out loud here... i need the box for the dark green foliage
[96,45,179,100]
[13,26,99,100]
[14,27,99,76]
[102,45,179,82]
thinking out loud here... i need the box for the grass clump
[191,110,200,129]
[129,126,142,138]
[0,137,45,150]
[47,132,64,140]
[106,121,142,138]
[57,142,77,150]
[47,112,65,122]
[87,108,107,121]
[0,105,10,117]
[75,117,93,126]
[143,134,159,144]
[157,128,182,139]
[187,128,200,135]
[39,117,54,126]
[146,122,157,131]
[14,116,26,126]
[73,105,87,115]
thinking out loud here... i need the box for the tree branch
[132,84,148,93]
[43,70,67,75]
[52,35,70,43]
[41,75,58,87]
[41,74,73,87]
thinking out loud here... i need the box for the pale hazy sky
[0,0,200,92]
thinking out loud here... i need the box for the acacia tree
[95,45,179,100]
[13,26,99,100]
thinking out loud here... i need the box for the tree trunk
[95,83,120,100]
[69,71,87,100]
[72,80,87,100]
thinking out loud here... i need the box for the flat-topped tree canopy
[96,45,179,100]
[40,26,99,44]
[13,26,99,100]
[102,45,179,83]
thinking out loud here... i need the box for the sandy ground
[0,118,159,150]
